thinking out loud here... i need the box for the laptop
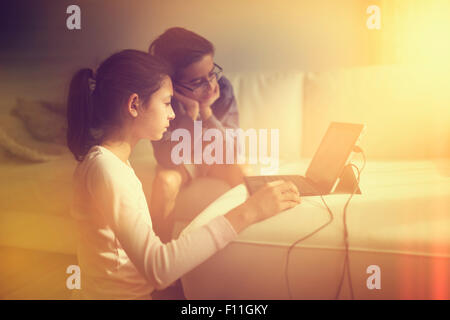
[244,122,365,196]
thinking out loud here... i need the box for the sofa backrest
[302,65,450,159]
[133,71,306,164]
[226,72,304,162]
[132,65,449,163]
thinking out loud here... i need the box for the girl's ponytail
[66,68,97,162]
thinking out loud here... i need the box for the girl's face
[176,54,219,104]
[135,75,175,141]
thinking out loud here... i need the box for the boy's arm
[201,77,240,162]
[202,76,239,132]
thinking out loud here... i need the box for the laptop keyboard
[244,175,322,196]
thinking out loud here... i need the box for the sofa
[0,64,449,299]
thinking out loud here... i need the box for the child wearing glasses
[149,27,246,243]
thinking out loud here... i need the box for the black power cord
[285,193,334,299]
[284,147,366,300]
[334,148,365,300]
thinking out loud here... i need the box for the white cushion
[302,65,450,159]
[178,159,450,299]
[226,72,304,162]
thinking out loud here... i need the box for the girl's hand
[244,180,301,224]
[225,180,301,234]
[173,89,199,120]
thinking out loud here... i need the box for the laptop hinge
[331,165,362,195]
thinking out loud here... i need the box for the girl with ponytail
[67,49,300,299]
[67,50,173,162]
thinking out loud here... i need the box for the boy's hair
[149,27,214,79]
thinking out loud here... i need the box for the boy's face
[176,54,220,105]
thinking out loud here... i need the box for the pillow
[10,98,67,145]
[0,126,64,163]
[225,72,304,165]
[303,65,450,159]
[0,99,69,163]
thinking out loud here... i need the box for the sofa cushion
[178,158,450,299]
[0,145,157,254]
[303,65,450,159]
[0,104,69,163]
[226,72,304,163]
[10,98,67,146]
[0,138,155,214]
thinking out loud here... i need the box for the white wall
[1,0,373,70]
[0,0,374,106]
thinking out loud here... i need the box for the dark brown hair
[66,49,172,162]
[149,27,214,79]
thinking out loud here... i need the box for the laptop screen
[305,122,364,193]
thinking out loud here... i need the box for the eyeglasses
[175,63,223,93]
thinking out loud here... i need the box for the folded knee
[154,170,183,197]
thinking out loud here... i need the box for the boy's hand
[198,84,220,120]
[199,82,220,109]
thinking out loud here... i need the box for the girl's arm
[86,160,238,290]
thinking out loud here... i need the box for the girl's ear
[127,93,140,117]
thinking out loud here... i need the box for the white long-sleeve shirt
[69,145,238,299]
